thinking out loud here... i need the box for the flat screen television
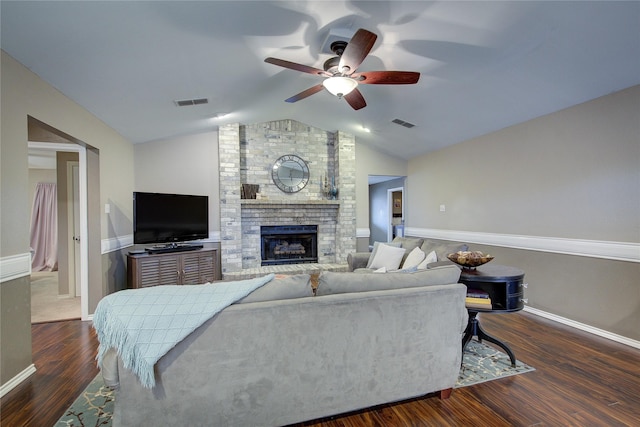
[133,192,208,245]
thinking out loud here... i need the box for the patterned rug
[55,339,534,426]
[456,339,535,388]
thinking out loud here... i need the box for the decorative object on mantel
[241,184,259,199]
[272,154,310,193]
[322,174,339,200]
[447,251,494,269]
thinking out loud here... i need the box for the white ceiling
[2,1,639,160]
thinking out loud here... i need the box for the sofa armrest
[347,252,371,272]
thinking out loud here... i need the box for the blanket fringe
[93,273,275,389]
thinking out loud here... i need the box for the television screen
[133,192,208,244]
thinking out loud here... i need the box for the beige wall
[134,131,220,237]
[1,50,134,386]
[354,143,407,226]
[406,85,640,341]
[407,86,639,241]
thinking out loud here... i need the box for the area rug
[456,339,535,388]
[56,339,534,426]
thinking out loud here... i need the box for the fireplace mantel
[241,200,340,209]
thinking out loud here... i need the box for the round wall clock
[272,154,310,193]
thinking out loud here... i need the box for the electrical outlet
[439,204,446,212]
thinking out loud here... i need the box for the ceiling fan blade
[356,71,420,84]
[338,29,377,75]
[343,88,367,110]
[285,84,325,103]
[265,57,331,77]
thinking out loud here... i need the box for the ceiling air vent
[174,98,209,107]
[392,118,416,129]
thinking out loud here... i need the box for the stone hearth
[218,120,356,275]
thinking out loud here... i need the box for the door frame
[29,141,88,320]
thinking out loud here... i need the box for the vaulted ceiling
[2,1,639,160]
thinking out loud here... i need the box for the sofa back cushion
[316,265,461,296]
[237,274,312,303]
[392,236,424,265]
[420,239,469,262]
[392,236,424,253]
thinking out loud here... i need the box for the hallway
[30,271,80,323]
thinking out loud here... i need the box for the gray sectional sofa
[109,266,468,427]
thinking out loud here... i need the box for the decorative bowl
[447,251,494,268]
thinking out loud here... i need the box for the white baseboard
[0,364,36,399]
[524,306,640,350]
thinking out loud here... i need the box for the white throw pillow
[368,243,406,270]
[373,267,387,273]
[417,250,438,270]
[401,247,426,269]
[366,241,402,268]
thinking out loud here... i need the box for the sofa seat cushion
[316,265,462,296]
[237,274,312,303]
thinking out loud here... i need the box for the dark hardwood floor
[2,312,639,426]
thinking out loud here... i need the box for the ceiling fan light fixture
[322,76,358,98]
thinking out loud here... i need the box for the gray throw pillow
[237,274,312,303]
[316,265,461,296]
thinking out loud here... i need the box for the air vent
[174,98,209,107]
[392,118,416,129]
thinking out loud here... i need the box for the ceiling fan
[264,28,420,110]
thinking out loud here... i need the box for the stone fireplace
[260,225,318,265]
[218,120,356,274]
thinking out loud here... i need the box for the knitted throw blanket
[93,274,275,389]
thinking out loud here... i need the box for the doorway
[368,176,405,246]
[28,141,88,322]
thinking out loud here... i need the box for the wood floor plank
[2,311,639,426]
[0,320,99,427]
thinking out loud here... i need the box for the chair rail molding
[405,228,639,263]
[0,253,32,283]
[356,228,370,238]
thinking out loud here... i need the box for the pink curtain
[30,182,58,272]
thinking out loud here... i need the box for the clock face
[272,154,310,193]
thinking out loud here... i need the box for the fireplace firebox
[261,225,318,266]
